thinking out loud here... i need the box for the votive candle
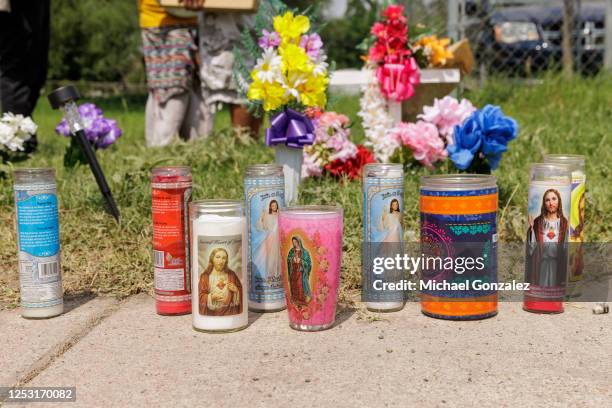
[524,164,571,314]
[190,200,248,332]
[278,205,343,331]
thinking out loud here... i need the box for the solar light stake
[48,85,121,222]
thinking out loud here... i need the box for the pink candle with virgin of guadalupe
[278,205,343,331]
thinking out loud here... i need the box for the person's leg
[0,8,33,116]
[180,88,215,141]
[229,104,262,138]
[145,92,190,147]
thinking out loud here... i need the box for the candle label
[279,217,343,327]
[14,184,62,308]
[363,176,404,302]
[420,187,498,319]
[152,182,192,303]
[568,172,586,283]
[525,182,571,303]
[244,178,285,303]
[196,235,244,316]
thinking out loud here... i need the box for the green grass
[1,74,611,309]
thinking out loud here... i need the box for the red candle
[151,167,192,315]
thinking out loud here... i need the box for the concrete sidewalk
[2,294,611,407]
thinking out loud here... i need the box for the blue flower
[447,105,518,170]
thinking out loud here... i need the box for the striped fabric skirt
[141,25,198,103]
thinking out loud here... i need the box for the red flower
[387,19,408,40]
[324,145,375,180]
[383,5,406,22]
[305,107,322,120]
[371,22,387,39]
[368,42,387,63]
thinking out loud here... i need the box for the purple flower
[299,33,323,59]
[54,103,121,149]
[258,29,280,49]
[96,119,122,149]
[55,120,71,136]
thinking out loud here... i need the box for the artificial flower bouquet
[359,3,454,103]
[0,112,37,171]
[55,103,122,167]
[364,95,518,173]
[302,108,374,180]
[234,0,330,203]
[0,113,36,153]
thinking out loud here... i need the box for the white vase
[274,145,302,205]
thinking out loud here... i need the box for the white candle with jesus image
[190,200,248,332]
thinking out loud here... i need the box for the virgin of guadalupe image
[255,200,280,280]
[526,189,569,287]
[287,236,312,307]
[199,248,243,316]
[378,198,402,242]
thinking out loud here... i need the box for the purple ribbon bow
[265,108,315,149]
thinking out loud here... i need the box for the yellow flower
[415,35,454,67]
[279,43,313,74]
[273,11,310,45]
[297,74,328,107]
[247,78,287,111]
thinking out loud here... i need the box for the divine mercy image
[378,198,402,242]
[198,247,243,316]
[255,199,280,278]
[526,188,569,287]
[287,236,312,307]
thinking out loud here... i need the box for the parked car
[465,0,606,74]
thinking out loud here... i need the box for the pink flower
[316,111,349,131]
[258,29,280,49]
[302,152,324,178]
[391,121,447,169]
[418,96,476,143]
[300,33,323,59]
[376,57,420,102]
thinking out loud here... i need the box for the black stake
[48,85,121,222]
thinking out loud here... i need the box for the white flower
[0,112,35,152]
[358,68,398,162]
[282,72,307,102]
[313,54,329,77]
[0,122,12,145]
[254,47,283,83]
[20,116,38,135]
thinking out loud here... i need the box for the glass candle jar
[13,168,63,319]
[524,163,571,314]
[543,154,586,296]
[151,166,192,315]
[420,174,498,320]
[278,205,343,331]
[190,200,248,332]
[362,163,405,312]
[244,164,285,312]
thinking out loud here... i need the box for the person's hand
[212,292,224,302]
[528,215,534,229]
[227,282,238,293]
[179,0,205,10]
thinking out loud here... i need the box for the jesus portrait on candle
[198,248,243,316]
[526,188,569,288]
[286,236,312,307]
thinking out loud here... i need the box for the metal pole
[447,0,460,41]
[605,0,612,68]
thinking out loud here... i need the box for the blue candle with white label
[13,168,63,319]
